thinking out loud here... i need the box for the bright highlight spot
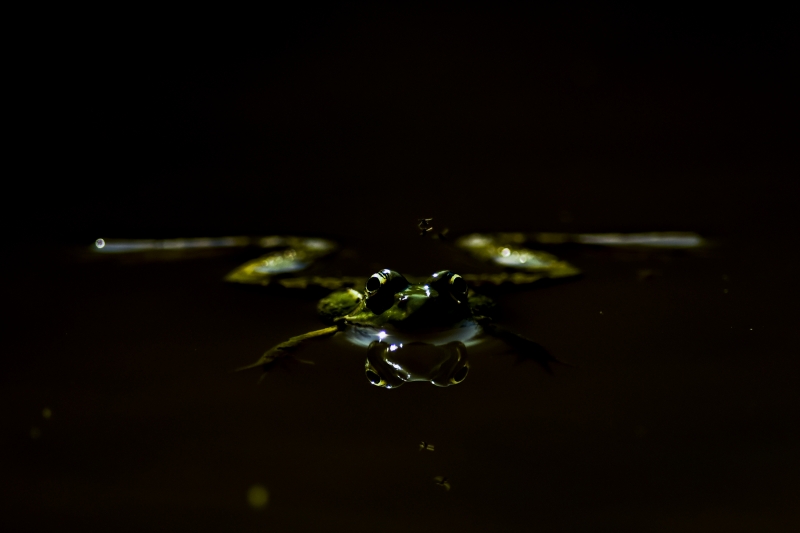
[377,331,388,340]
[304,238,334,251]
[389,344,398,352]
[95,238,105,249]
[42,408,52,420]
[247,484,269,509]
[460,234,491,248]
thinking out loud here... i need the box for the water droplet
[95,238,105,249]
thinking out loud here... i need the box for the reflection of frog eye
[366,369,384,386]
[365,365,388,387]
[450,362,469,384]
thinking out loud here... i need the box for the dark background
[24,3,797,244]
[5,4,799,532]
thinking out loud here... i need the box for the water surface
[3,236,798,532]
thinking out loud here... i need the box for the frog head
[345,269,472,330]
[338,269,476,387]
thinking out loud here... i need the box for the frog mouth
[364,341,469,388]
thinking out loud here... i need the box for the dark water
[3,236,798,532]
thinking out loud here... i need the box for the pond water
[3,234,798,532]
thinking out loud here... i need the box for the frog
[230,232,586,387]
[235,266,569,388]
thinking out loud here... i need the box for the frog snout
[397,290,437,314]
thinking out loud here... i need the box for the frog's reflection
[364,340,469,388]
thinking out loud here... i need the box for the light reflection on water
[344,322,483,348]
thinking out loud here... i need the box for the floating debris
[418,218,434,236]
[456,234,580,279]
[224,237,339,286]
[417,218,449,239]
[419,441,435,452]
[433,476,450,491]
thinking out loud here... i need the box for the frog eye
[449,362,469,384]
[365,364,394,388]
[365,270,390,297]
[365,368,386,387]
[365,269,409,298]
[428,271,468,304]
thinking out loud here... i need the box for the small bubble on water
[95,238,105,249]
[247,484,269,509]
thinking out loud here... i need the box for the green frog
[232,234,583,388]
